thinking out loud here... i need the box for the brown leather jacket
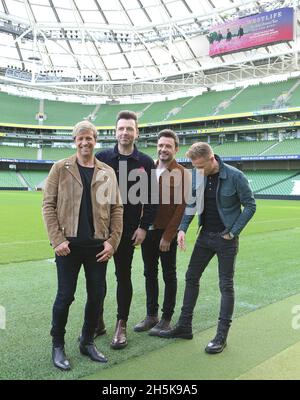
[153,159,191,242]
[42,154,123,251]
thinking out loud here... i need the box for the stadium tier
[93,103,148,126]
[244,170,299,193]
[256,176,300,195]
[1,139,300,161]
[19,170,48,190]
[212,140,278,157]
[0,145,38,159]
[0,92,39,125]
[174,89,239,119]
[41,147,76,161]
[1,168,299,196]
[1,78,300,127]
[43,100,94,126]
[262,139,300,156]
[0,170,25,188]
[223,79,297,114]
[139,97,192,123]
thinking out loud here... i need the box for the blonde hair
[72,120,98,140]
[186,142,214,159]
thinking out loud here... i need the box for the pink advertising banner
[209,7,294,57]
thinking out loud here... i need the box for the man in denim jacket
[160,142,256,354]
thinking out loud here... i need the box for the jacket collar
[63,153,106,186]
[155,158,179,172]
[215,154,227,179]
[112,144,140,161]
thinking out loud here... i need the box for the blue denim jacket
[179,155,256,237]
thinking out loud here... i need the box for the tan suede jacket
[42,154,123,251]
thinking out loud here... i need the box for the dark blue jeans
[51,244,107,347]
[141,229,177,320]
[179,231,239,329]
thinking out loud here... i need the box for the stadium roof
[0,0,299,99]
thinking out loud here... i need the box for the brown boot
[94,313,106,339]
[111,320,127,350]
[134,316,159,332]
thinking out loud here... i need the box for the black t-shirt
[67,163,102,247]
[96,145,157,237]
[202,172,225,233]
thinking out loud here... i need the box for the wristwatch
[228,232,234,239]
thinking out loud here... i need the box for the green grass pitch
[0,191,299,379]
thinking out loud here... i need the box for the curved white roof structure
[0,0,299,99]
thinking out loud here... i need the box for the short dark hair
[157,129,179,148]
[116,110,138,128]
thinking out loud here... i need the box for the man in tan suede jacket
[43,120,123,371]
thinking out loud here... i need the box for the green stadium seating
[213,140,278,157]
[19,170,48,189]
[139,98,191,123]
[41,147,75,160]
[93,103,148,126]
[224,80,296,114]
[255,173,300,195]
[244,170,299,193]
[0,146,38,159]
[1,78,300,128]
[0,171,25,188]
[173,90,239,120]
[43,100,94,126]
[0,92,39,124]
[262,139,300,155]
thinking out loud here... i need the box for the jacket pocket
[219,189,238,208]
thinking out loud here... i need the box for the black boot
[134,316,159,332]
[159,323,193,339]
[79,342,108,363]
[52,346,71,371]
[205,321,230,354]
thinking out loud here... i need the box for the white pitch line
[254,217,300,224]
[0,240,48,246]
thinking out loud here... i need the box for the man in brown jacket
[134,129,190,336]
[43,120,123,371]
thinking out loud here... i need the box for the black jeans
[179,231,239,329]
[113,234,136,321]
[51,244,107,347]
[141,229,177,320]
[100,234,136,321]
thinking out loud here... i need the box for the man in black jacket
[96,110,157,349]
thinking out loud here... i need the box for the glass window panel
[104,10,130,25]
[79,11,106,24]
[74,0,98,11]
[163,1,190,19]
[6,0,27,19]
[31,5,57,22]
[55,8,78,23]
[127,9,150,26]
[99,0,121,11]
[102,53,129,68]
[31,0,50,5]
